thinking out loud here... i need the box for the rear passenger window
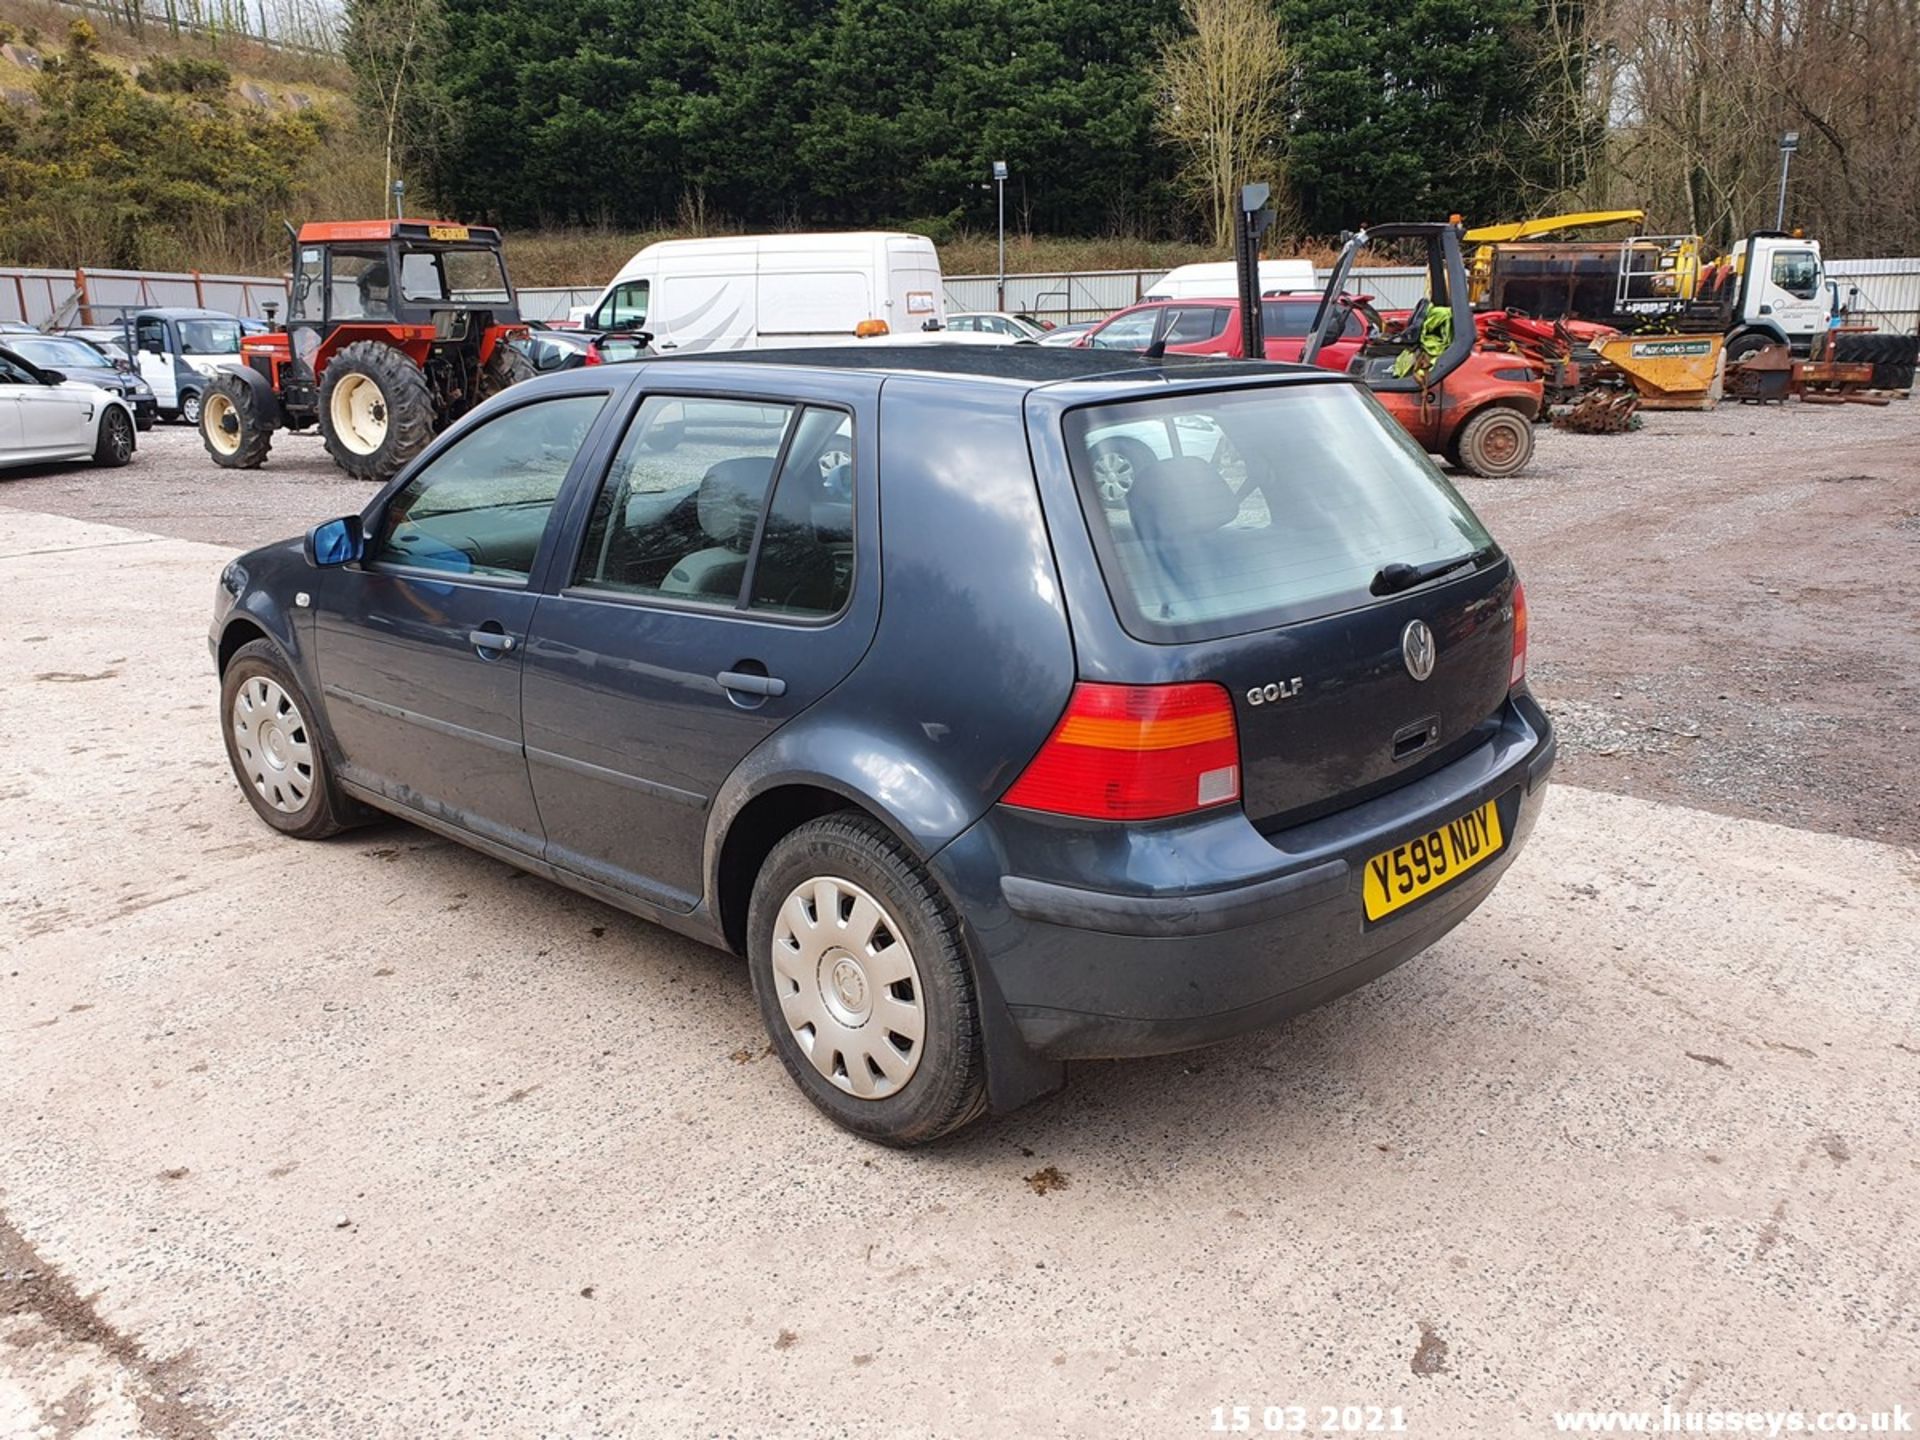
[573,398,855,618]
[374,394,607,580]
[1166,307,1229,343]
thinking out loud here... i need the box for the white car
[944,311,1049,339]
[0,345,138,471]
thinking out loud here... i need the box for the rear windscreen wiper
[1370,546,1493,597]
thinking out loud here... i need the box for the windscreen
[177,319,241,355]
[402,248,512,304]
[13,337,113,370]
[1065,383,1495,642]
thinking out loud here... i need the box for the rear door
[1054,380,1517,830]
[885,236,943,332]
[520,374,882,908]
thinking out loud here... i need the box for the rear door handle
[718,669,786,698]
[469,628,516,654]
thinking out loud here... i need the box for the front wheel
[1452,407,1535,478]
[219,640,355,839]
[201,375,275,469]
[747,813,988,1146]
[1724,331,1775,363]
[93,406,135,467]
[179,389,203,426]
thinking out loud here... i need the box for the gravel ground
[2,511,1916,1438]
[5,396,1917,842]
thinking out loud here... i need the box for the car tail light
[1510,580,1529,688]
[1002,682,1241,821]
[854,319,890,338]
[583,345,604,365]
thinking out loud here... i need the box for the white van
[1145,259,1318,300]
[581,233,952,350]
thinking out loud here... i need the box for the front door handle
[657,340,679,350]
[469,628,517,655]
[718,669,786,698]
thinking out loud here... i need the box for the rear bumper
[933,691,1555,1062]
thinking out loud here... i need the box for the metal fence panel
[1828,259,1920,334]
[517,287,604,323]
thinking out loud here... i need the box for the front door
[520,382,880,908]
[1752,245,1827,343]
[15,381,94,454]
[133,317,177,410]
[0,355,29,453]
[313,389,616,854]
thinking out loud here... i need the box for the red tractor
[200,219,535,481]
[1302,222,1544,478]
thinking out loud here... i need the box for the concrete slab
[2,511,1916,1437]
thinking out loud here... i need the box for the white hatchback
[0,345,137,471]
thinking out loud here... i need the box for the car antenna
[1144,310,1172,361]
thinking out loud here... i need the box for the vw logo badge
[1402,620,1437,681]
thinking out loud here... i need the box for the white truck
[579,232,967,350]
[1145,259,1318,300]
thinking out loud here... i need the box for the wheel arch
[216,616,272,675]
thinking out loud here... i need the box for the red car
[1077,294,1371,371]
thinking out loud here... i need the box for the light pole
[391,178,406,222]
[1774,131,1799,231]
[993,160,1009,313]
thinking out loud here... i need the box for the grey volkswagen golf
[210,347,1554,1145]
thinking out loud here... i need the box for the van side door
[134,317,177,410]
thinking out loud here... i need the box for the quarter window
[1165,307,1229,343]
[373,394,608,581]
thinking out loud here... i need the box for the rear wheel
[319,341,436,482]
[201,375,274,469]
[747,813,988,1146]
[477,339,537,402]
[93,406,134,467]
[1452,407,1534,478]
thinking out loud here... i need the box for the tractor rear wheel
[1453,407,1534,478]
[319,341,436,482]
[477,339,537,403]
[201,374,275,470]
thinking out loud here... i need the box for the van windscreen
[1064,383,1496,643]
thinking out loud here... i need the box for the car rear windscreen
[1064,382,1496,643]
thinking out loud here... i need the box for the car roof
[131,307,236,320]
[648,344,1337,392]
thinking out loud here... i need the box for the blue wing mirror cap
[305,516,364,567]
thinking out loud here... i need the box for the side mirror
[39,369,67,385]
[305,516,364,567]
[142,337,165,355]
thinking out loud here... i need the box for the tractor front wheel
[319,341,436,482]
[477,339,537,404]
[201,375,275,470]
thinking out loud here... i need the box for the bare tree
[343,0,445,213]
[1154,0,1291,249]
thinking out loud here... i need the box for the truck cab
[127,307,244,425]
[1711,233,1831,358]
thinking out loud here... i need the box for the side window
[947,316,975,332]
[749,408,856,618]
[573,396,795,603]
[1091,309,1160,350]
[0,354,35,384]
[293,247,324,320]
[596,280,650,330]
[1166,307,1229,343]
[1770,250,1821,301]
[329,250,392,322]
[136,319,167,356]
[373,394,607,580]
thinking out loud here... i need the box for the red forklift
[1301,222,1544,478]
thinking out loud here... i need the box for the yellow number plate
[1362,799,1504,922]
[427,224,470,242]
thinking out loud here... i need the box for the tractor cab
[209,219,536,482]
[1303,222,1544,478]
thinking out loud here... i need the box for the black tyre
[1830,332,1918,392]
[1724,331,1776,363]
[200,374,275,469]
[1088,435,1157,506]
[747,813,988,1146]
[135,411,155,433]
[92,405,135,467]
[219,640,356,840]
[1453,406,1534,478]
[319,340,436,482]
[477,339,537,402]
[179,389,204,426]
